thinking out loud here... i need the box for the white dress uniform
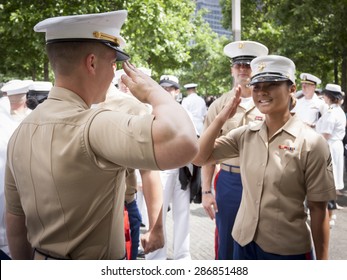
[145,167,191,260]
[1,80,33,123]
[146,108,196,260]
[316,103,346,190]
[292,94,328,127]
[181,90,207,136]
[0,100,18,257]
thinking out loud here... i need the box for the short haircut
[46,41,108,76]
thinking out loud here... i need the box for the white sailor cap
[1,80,33,96]
[34,10,130,61]
[184,83,198,89]
[28,81,53,91]
[300,73,321,85]
[250,55,296,85]
[224,41,268,64]
[322,83,343,99]
[0,79,20,93]
[159,75,180,89]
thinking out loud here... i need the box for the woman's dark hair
[323,91,341,104]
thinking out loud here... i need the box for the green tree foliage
[8,1,346,100]
[0,0,123,81]
[177,13,232,96]
[117,0,195,79]
[0,0,232,96]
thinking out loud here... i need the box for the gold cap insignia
[257,62,266,72]
[238,42,244,49]
[93,31,120,45]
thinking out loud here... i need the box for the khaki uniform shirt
[204,89,264,166]
[5,87,158,259]
[212,115,335,255]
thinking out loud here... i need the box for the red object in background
[124,207,132,260]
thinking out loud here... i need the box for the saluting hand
[217,84,242,123]
[193,86,241,166]
[121,61,167,104]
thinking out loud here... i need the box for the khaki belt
[220,164,240,174]
[33,249,68,260]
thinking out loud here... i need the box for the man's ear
[86,53,97,74]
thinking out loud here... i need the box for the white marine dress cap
[29,81,53,91]
[250,55,296,85]
[27,81,53,104]
[34,10,130,61]
[300,73,321,85]
[224,41,269,64]
[1,80,34,96]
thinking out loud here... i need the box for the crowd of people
[0,9,346,260]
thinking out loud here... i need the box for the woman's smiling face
[252,81,295,115]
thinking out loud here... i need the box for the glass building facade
[195,0,232,37]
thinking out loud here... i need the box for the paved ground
[329,190,347,260]
[166,202,215,260]
[151,169,347,260]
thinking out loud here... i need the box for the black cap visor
[159,80,180,89]
[103,41,130,61]
[232,55,256,65]
[249,72,291,85]
[301,80,316,85]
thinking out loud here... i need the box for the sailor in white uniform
[316,83,346,218]
[181,83,207,136]
[292,73,328,128]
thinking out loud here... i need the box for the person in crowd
[316,84,346,226]
[291,73,327,129]
[1,79,33,122]
[194,55,335,260]
[201,40,268,259]
[146,75,196,260]
[113,69,130,94]
[205,95,217,108]
[0,92,18,260]
[1,81,35,259]
[182,83,207,136]
[0,84,11,115]
[5,10,198,260]
[26,81,53,110]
